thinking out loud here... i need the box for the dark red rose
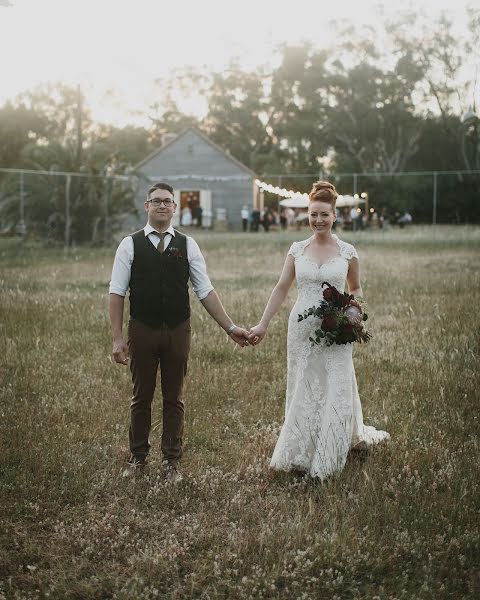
[337,324,356,344]
[339,293,352,307]
[332,288,343,304]
[323,287,334,301]
[321,314,337,332]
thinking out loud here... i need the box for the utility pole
[76,85,83,169]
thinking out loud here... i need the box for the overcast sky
[0,0,476,126]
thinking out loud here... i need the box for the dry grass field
[1,226,479,599]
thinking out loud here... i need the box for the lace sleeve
[288,238,311,259]
[287,242,300,258]
[339,241,359,261]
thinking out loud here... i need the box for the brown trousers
[127,318,191,463]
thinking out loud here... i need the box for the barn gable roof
[133,126,256,177]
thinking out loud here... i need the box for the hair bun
[312,181,335,192]
[309,180,338,206]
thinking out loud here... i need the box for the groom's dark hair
[147,182,174,200]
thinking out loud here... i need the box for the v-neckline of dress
[301,235,343,268]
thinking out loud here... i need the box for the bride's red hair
[309,181,338,209]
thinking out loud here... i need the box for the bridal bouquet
[298,282,371,346]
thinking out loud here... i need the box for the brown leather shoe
[162,461,183,483]
[122,457,147,478]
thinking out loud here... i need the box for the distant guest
[241,205,249,232]
[398,212,413,228]
[251,208,261,232]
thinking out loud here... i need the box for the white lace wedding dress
[270,235,390,479]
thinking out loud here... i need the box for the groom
[109,182,250,480]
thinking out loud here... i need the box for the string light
[254,179,309,200]
[147,174,251,182]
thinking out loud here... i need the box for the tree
[0,102,47,168]
[265,41,423,177]
[91,124,153,170]
[16,83,92,169]
[323,59,422,174]
[148,69,203,147]
[267,44,329,176]
[203,62,274,173]
[0,86,136,242]
[386,8,480,171]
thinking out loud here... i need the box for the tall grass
[1,226,479,599]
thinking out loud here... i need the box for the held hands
[228,326,252,348]
[113,328,257,356]
[248,323,267,346]
[112,338,129,365]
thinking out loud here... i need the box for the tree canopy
[1,6,479,237]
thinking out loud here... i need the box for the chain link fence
[0,168,137,246]
[261,170,480,225]
[1,168,479,246]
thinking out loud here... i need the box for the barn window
[187,144,193,154]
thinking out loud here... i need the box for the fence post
[432,171,438,226]
[65,174,71,248]
[104,177,112,244]
[18,171,26,235]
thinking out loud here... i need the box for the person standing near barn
[241,205,249,232]
[251,207,261,232]
[109,182,250,481]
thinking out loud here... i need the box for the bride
[249,181,389,480]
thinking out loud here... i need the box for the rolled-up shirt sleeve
[109,236,134,296]
[187,236,214,300]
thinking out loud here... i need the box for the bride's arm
[249,254,295,344]
[347,257,363,298]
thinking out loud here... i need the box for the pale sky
[0,0,476,126]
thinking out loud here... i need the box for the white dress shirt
[109,224,214,300]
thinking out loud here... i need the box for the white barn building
[132,127,260,230]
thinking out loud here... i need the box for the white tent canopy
[257,179,365,210]
[336,195,365,207]
[279,196,309,208]
[280,194,366,209]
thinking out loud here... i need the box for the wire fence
[1,167,479,246]
[260,170,480,226]
[0,168,135,247]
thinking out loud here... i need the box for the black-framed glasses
[148,198,174,207]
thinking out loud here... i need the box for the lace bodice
[288,235,358,308]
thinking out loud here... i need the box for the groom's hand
[112,338,129,365]
[229,327,251,348]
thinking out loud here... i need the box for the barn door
[172,189,181,227]
[200,190,212,228]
